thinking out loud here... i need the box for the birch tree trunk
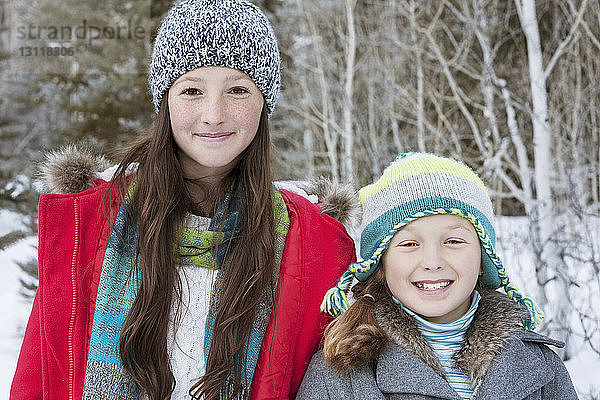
[341,0,356,183]
[516,0,571,357]
[408,0,426,152]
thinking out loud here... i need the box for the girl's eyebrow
[445,224,472,232]
[225,74,252,83]
[173,76,205,85]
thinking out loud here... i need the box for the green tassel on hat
[320,269,355,317]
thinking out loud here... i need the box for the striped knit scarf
[82,186,290,399]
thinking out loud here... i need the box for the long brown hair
[109,95,275,400]
[323,267,389,373]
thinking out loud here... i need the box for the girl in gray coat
[298,153,578,400]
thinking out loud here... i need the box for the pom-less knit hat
[321,152,544,330]
[149,0,281,117]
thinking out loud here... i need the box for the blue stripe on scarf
[87,204,140,364]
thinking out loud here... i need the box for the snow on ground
[566,350,600,399]
[1,210,36,399]
[1,214,599,399]
[0,236,35,399]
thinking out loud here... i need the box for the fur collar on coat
[373,286,525,390]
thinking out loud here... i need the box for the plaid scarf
[82,186,290,399]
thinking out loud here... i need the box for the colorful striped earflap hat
[321,152,543,330]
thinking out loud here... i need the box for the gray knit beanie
[149,0,281,117]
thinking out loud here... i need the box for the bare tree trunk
[592,97,600,206]
[475,12,502,148]
[391,117,403,155]
[303,128,315,179]
[367,80,381,180]
[408,0,426,152]
[516,0,571,357]
[342,0,356,183]
[467,1,534,213]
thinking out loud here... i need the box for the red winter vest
[11,180,355,400]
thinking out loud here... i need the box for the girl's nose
[421,244,444,271]
[201,96,225,126]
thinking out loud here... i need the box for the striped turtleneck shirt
[397,290,481,400]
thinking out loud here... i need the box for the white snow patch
[0,235,36,399]
[565,351,600,399]
[0,209,29,237]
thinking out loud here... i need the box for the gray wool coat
[297,288,578,400]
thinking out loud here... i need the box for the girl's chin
[180,155,239,177]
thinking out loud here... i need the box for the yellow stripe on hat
[358,154,489,202]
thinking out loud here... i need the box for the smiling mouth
[194,131,234,138]
[412,280,453,291]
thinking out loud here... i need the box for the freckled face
[382,214,482,324]
[168,66,264,180]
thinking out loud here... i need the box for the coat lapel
[454,286,524,388]
[375,343,461,399]
[474,331,558,398]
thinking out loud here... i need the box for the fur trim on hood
[372,285,525,389]
[277,177,358,226]
[38,145,359,225]
[38,145,111,195]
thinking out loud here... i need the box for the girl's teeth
[416,281,450,290]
